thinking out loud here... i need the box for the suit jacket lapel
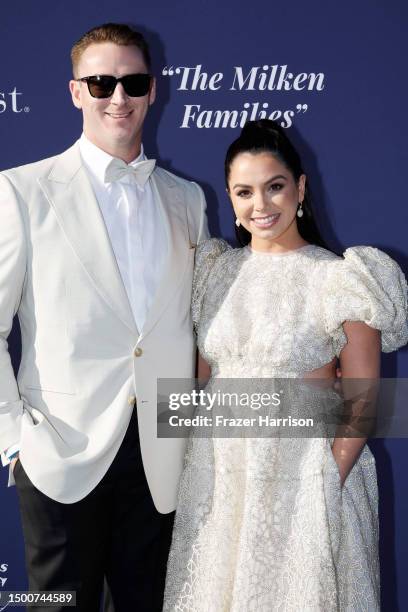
[38,143,137,334]
[139,168,191,341]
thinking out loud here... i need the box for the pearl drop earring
[297,202,304,218]
[235,218,241,227]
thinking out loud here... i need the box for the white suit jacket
[0,142,209,513]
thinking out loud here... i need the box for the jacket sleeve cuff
[0,399,24,454]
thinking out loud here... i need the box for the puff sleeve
[324,246,408,355]
[191,238,231,330]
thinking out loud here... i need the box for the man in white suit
[0,23,209,611]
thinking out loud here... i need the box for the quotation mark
[296,104,308,113]
[162,66,182,76]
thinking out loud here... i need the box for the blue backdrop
[1,1,407,609]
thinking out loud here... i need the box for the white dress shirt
[79,133,167,334]
[1,134,167,466]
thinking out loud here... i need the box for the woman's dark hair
[225,119,327,248]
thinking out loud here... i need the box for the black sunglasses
[77,74,152,98]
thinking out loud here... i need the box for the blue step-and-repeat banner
[1,1,407,609]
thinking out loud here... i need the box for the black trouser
[14,409,174,612]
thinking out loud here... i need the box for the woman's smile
[250,213,281,228]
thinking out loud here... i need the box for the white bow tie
[104,158,156,187]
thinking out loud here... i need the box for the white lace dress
[164,240,408,612]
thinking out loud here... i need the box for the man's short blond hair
[71,23,151,77]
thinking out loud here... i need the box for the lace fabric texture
[164,240,408,612]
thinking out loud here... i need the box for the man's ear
[69,80,83,110]
[148,76,156,107]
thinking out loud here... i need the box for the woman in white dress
[164,120,408,611]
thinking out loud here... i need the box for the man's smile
[105,110,134,119]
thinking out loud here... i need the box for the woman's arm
[197,351,211,381]
[331,321,381,486]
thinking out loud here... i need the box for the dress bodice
[192,240,408,377]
